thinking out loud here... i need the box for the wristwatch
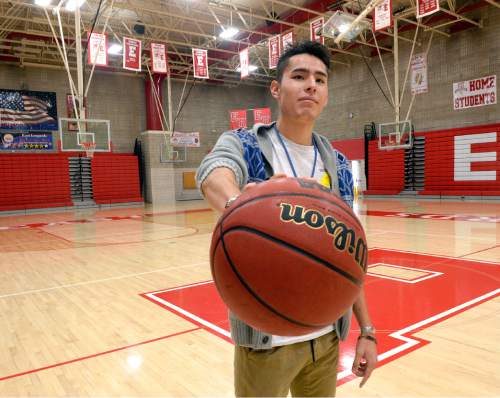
[360,325,376,336]
[224,195,240,209]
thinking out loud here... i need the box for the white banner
[240,48,249,78]
[268,36,280,69]
[281,31,294,51]
[193,48,209,79]
[373,0,392,31]
[310,18,324,44]
[453,75,497,110]
[88,32,107,66]
[411,53,428,95]
[170,132,200,147]
[151,43,168,74]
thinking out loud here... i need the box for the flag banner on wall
[193,48,209,79]
[230,109,247,129]
[0,89,58,131]
[411,53,428,95]
[417,0,439,18]
[0,131,53,150]
[268,36,281,69]
[310,18,324,44]
[453,75,497,110]
[123,37,142,71]
[151,43,169,74]
[240,48,250,78]
[170,132,200,147]
[373,0,393,31]
[281,31,294,51]
[253,108,272,124]
[87,32,108,66]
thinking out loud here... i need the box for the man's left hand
[351,336,378,388]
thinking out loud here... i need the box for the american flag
[0,92,55,126]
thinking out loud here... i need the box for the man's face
[271,53,329,122]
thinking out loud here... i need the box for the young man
[196,41,377,397]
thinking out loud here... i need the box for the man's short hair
[276,40,330,82]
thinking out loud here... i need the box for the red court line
[458,244,500,259]
[0,327,201,382]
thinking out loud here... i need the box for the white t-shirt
[268,128,339,347]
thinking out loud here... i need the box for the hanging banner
[417,0,440,18]
[281,31,294,51]
[0,131,53,150]
[230,109,247,129]
[87,32,108,66]
[170,132,200,147]
[0,89,58,131]
[453,75,496,110]
[123,37,141,72]
[193,48,209,79]
[268,36,281,69]
[253,108,272,125]
[151,42,168,74]
[411,53,428,95]
[240,48,250,78]
[373,0,393,31]
[310,18,324,44]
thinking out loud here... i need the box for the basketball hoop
[81,142,96,158]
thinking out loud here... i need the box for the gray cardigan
[196,122,354,349]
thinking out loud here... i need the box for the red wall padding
[0,155,72,211]
[365,141,405,194]
[331,138,365,160]
[91,155,142,204]
[419,123,500,196]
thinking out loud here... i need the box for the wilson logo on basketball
[279,203,368,271]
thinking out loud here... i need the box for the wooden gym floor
[0,197,498,396]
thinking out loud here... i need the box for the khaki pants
[234,331,339,397]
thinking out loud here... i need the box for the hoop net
[81,142,96,158]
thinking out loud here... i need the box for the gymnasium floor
[0,197,498,396]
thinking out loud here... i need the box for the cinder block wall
[0,66,146,153]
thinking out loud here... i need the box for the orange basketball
[210,177,368,336]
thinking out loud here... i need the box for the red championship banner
[123,37,141,71]
[87,32,107,66]
[310,18,324,44]
[453,75,496,110]
[417,0,439,18]
[373,0,393,31]
[268,36,281,69]
[151,43,169,74]
[230,109,247,129]
[193,48,209,79]
[253,108,271,125]
[240,48,250,78]
[281,31,294,51]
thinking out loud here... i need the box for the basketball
[210,177,368,336]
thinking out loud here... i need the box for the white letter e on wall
[454,132,497,181]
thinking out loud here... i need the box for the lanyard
[275,127,318,178]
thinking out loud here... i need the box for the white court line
[0,262,208,299]
[145,292,231,338]
[370,247,500,265]
[367,263,443,284]
[147,284,500,381]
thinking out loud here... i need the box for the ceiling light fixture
[108,43,122,55]
[65,0,86,12]
[219,27,238,39]
[34,0,52,6]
